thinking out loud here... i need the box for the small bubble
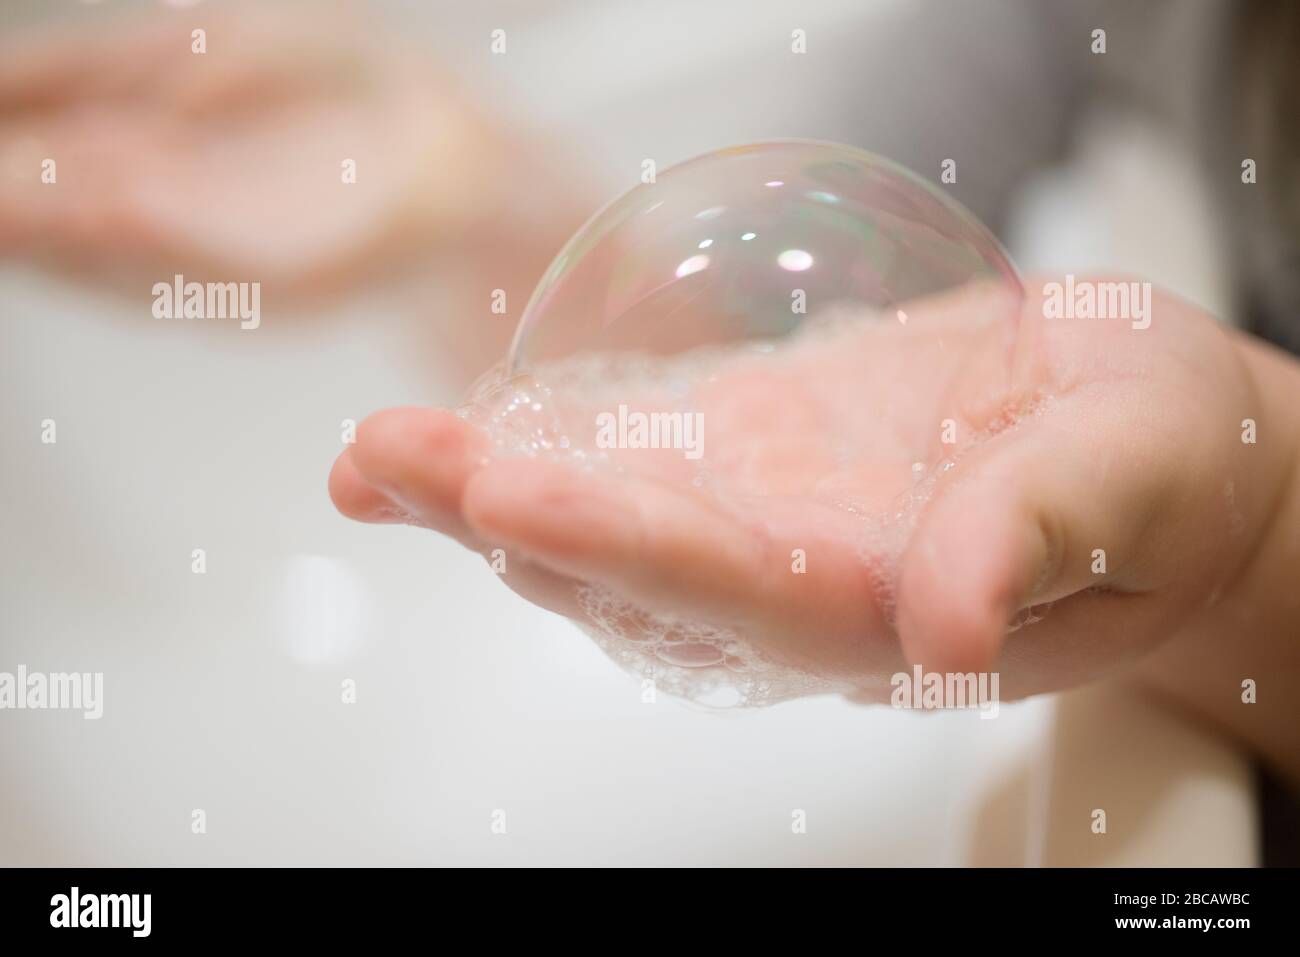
[656,642,725,668]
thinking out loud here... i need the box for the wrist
[1231,332,1300,601]
[1133,330,1300,787]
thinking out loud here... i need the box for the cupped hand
[330,278,1270,703]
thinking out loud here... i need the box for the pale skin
[6,9,1298,790]
[331,282,1300,789]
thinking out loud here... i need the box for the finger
[896,400,1173,676]
[459,453,898,672]
[346,406,491,544]
[340,406,590,619]
[328,447,413,525]
[461,457,781,614]
[895,472,1054,675]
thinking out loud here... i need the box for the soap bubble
[465,141,1028,708]
[473,140,1029,488]
[508,140,1022,374]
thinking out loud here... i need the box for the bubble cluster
[575,584,843,708]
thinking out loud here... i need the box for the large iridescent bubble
[465,141,1027,708]
[509,140,1022,372]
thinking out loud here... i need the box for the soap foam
[575,583,842,708]
[459,308,1041,707]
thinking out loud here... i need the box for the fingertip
[328,447,364,515]
[896,480,1045,675]
[328,447,409,524]
[350,405,489,511]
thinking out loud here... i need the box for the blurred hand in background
[0,3,583,302]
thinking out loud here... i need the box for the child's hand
[330,278,1295,710]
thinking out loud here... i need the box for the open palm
[331,278,1265,703]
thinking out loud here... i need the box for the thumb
[895,472,1055,675]
[895,415,1168,676]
